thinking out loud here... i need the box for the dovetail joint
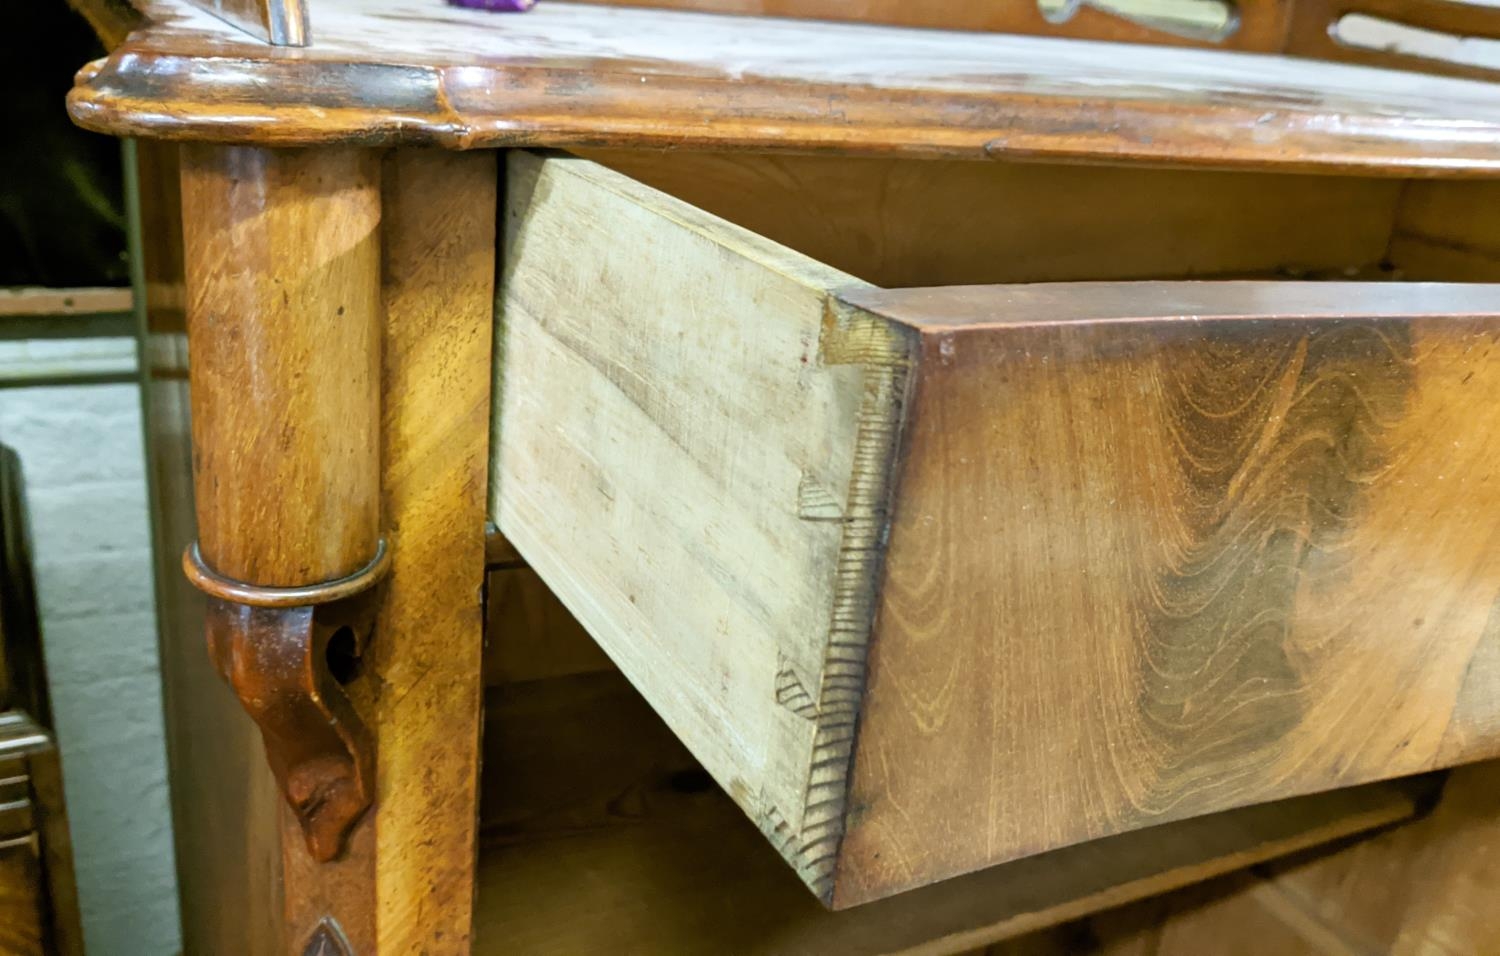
[786,298,912,900]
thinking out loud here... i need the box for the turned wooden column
[177,144,386,871]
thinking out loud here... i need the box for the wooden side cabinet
[0,435,83,956]
[68,0,1500,953]
[0,715,82,956]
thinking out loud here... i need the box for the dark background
[1,4,127,287]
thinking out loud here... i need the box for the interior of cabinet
[581,150,1500,286]
[475,563,1442,953]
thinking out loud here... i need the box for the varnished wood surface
[180,144,381,588]
[133,138,288,956]
[263,148,497,952]
[0,714,83,956]
[473,670,1430,955]
[0,838,44,956]
[363,148,494,954]
[838,280,1500,905]
[181,144,385,868]
[144,144,494,952]
[67,0,1500,173]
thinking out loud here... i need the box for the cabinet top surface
[68,0,1500,174]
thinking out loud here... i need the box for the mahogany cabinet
[66,0,1500,952]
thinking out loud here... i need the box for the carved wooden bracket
[187,541,391,862]
[177,145,386,865]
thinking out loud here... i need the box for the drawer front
[492,150,1500,907]
[836,282,1500,904]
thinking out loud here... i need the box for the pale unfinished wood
[493,150,896,898]
[472,670,1431,955]
[0,287,132,317]
[494,153,1500,905]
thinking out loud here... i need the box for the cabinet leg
[176,145,495,953]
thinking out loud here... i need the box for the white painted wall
[0,337,182,955]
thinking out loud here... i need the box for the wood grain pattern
[180,144,382,589]
[65,0,1500,174]
[0,287,132,317]
[180,142,383,947]
[365,147,494,955]
[156,144,494,951]
[472,670,1431,955]
[180,144,387,870]
[132,137,288,956]
[278,147,498,954]
[492,150,894,898]
[494,150,1500,907]
[584,151,1404,287]
[837,281,1500,905]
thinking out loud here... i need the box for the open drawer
[490,150,1500,908]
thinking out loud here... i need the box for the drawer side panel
[492,152,910,898]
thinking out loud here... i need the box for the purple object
[447,0,535,9]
